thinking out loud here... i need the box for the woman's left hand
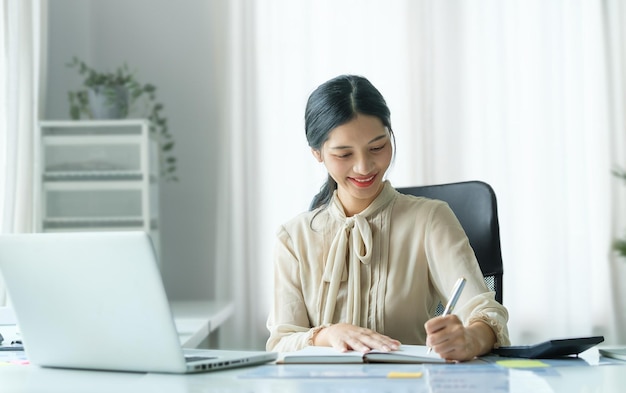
[424,315,496,362]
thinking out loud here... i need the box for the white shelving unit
[35,119,160,258]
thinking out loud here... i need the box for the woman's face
[312,114,393,216]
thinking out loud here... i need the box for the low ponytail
[309,175,337,211]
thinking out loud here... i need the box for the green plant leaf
[613,168,626,259]
[67,57,177,182]
[70,106,79,120]
[614,238,626,258]
[613,168,626,182]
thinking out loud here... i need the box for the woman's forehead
[325,115,388,146]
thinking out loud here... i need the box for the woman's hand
[313,323,401,353]
[424,315,496,361]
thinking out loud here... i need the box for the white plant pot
[88,86,129,119]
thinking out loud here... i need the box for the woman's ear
[311,148,323,163]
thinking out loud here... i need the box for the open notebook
[0,231,276,373]
[278,344,448,364]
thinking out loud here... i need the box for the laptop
[0,231,277,373]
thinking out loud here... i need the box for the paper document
[278,345,447,364]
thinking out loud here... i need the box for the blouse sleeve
[424,202,511,347]
[266,226,318,352]
[460,292,510,347]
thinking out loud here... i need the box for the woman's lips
[349,174,377,188]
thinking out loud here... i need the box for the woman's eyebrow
[368,134,388,144]
[330,134,388,150]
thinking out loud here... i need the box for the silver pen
[427,277,467,354]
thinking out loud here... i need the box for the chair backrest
[397,181,504,304]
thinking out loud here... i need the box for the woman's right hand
[312,323,401,353]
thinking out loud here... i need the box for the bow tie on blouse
[320,213,373,325]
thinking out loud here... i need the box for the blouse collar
[319,181,396,325]
[328,180,396,222]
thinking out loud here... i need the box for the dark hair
[305,75,395,210]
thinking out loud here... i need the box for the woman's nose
[353,154,373,174]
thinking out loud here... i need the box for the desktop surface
[0,349,625,393]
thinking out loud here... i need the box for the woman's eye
[371,144,386,152]
[336,153,352,159]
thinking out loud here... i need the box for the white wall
[45,0,229,300]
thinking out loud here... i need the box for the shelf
[43,217,146,229]
[40,119,150,135]
[35,120,160,258]
[43,171,145,182]
[43,216,158,229]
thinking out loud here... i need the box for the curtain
[0,0,45,306]
[605,0,626,344]
[434,1,617,344]
[217,0,623,349]
[213,0,264,349]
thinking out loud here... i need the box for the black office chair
[397,181,504,304]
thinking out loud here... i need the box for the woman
[266,75,509,361]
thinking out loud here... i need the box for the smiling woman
[265,75,510,362]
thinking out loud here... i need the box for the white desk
[1,300,623,393]
[170,300,234,348]
[0,349,625,392]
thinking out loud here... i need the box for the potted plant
[67,57,177,182]
[614,167,626,257]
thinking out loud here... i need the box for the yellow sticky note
[387,371,423,379]
[496,359,550,368]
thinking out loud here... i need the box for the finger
[344,330,399,353]
[425,323,448,347]
[427,323,460,350]
[331,340,351,353]
[327,324,401,353]
[439,342,469,361]
[344,337,374,353]
[327,327,371,352]
[431,328,470,360]
[427,331,448,350]
[424,316,447,335]
[357,334,399,352]
[441,314,463,326]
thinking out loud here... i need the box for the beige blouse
[266,181,510,352]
